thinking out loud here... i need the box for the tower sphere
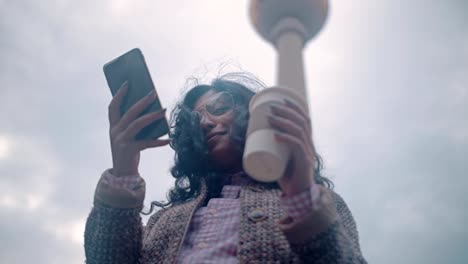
[249,0,328,45]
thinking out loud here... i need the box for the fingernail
[154,108,166,116]
[270,105,277,112]
[147,90,155,98]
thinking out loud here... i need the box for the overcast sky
[1,0,467,263]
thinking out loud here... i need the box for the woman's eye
[210,106,230,115]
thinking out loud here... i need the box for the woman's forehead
[193,90,219,111]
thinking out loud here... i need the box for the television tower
[249,0,329,106]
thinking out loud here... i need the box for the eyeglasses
[193,92,235,118]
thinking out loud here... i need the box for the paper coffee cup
[243,86,308,182]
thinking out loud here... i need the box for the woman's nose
[200,112,215,131]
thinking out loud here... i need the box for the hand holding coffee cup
[243,87,316,195]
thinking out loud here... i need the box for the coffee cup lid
[249,86,308,112]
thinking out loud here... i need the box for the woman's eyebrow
[193,97,216,112]
[192,104,205,112]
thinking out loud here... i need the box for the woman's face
[193,90,242,171]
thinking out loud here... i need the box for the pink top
[101,169,319,264]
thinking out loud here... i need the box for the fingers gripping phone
[103,48,169,140]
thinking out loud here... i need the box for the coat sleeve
[84,202,144,264]
[278,186,367,263]
[84,170,163,264]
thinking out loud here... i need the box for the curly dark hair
[143,72,333,214]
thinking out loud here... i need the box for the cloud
[0,135,60,210]
[1,0,467,263]
[0,135,11,160]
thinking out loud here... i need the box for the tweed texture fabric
[85,175,366,263]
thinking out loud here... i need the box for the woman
[84,73,366,263]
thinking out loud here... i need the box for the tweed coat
[84,176,366,264]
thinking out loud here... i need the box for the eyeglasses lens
[206,93,234,116]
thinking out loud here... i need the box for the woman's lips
[208,134,221,142]
[207,132,226,143]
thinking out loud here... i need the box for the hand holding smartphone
[104,48,169,140]
[103,48,171,177]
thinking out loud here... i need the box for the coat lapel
[141,181,207,264]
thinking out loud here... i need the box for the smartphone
[103,48,169,140]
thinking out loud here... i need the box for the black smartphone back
[103,48,169,140]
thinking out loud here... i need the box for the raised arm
[84,80,171,263]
